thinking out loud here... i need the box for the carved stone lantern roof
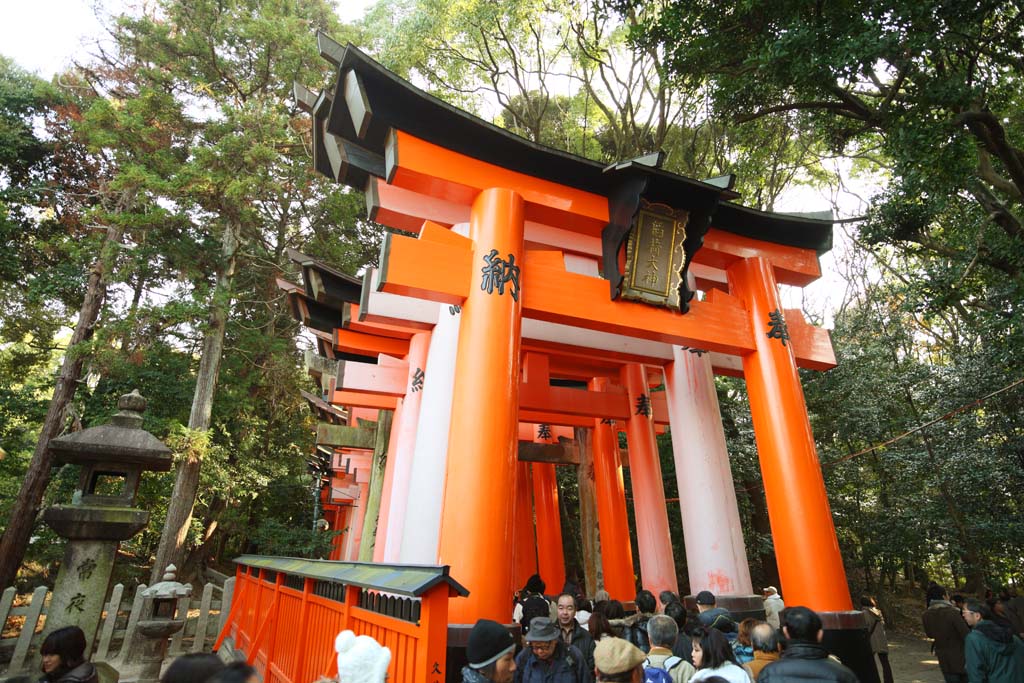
[49,390,172,471]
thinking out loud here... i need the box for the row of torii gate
[281,34,861,645]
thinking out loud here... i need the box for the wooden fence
[0,578,234,678]
[215,555,468,683]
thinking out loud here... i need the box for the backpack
[520,594,549,634]
[642,655,683,683]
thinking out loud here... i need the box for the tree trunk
[575,427,602,596]
[150,222,239,583]
[0,215,127,588]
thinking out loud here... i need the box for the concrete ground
[883,632,945,683]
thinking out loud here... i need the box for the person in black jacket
[758,606,857,683]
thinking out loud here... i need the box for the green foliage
[249,518,341,559]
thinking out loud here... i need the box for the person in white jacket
[762,587,784,630]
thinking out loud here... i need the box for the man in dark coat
[922,586,969,683]
[758,606,858,683]
[555,593,596,672]
[962,599,1024,683]
[514,617,592,683]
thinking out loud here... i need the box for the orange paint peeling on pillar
[437,188,525,623]
[621,364,678,599]
[590,377,635,601]
[726,256,852,612]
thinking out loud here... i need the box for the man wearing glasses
[515,617,592,683]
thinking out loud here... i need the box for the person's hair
[606,600,626,620]
[659,590,679,607]
[952,594,965,605]
[692,626,737,669]
[525,574,545,595]
[664,600,687,627]
[592,600,609,616]
[925,585,946,603]
[737,618,759,647]
[695,678,729,683]
[965,599,993,620]
[578,599,593,613]
[206,662,256,683]
[161,653,225,683]
[782,606,823,641]
[647,614,678,648]
[636,590,657,614]
[860,595,877,608]
[39,626,87,673]
[588,611,617,641]
[556,592,577,608]
[750,623,779,653]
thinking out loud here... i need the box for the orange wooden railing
[214,556,467,683]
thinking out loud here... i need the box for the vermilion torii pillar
[621,364,678,600]
[728,256,851,611]
[590,378,635,601]
[438,188,525,624]
[532,449,566,593]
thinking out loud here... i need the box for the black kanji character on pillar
[682,346,707,357]
[537,423,552,440]
[411,367,425,393]
[600,418,616,426]
[480,249,521,301]
[77,557,97,581]
[766,309,790,347]
[67,593,86,614]
[635,394,652,417]
[432,662,443,674]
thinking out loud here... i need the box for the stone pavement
[884,632,945,683]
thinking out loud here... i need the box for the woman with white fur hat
[334,631,391,683]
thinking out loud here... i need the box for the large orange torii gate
[287,33,879,681]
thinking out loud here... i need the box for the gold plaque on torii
[621,201,689,309]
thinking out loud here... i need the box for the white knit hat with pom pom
[335,630,391,683]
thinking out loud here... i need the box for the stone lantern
[42,390,172,654]
[134,565,191,683]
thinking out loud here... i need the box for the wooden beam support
[337,360,408,397]
[330,390,398,411]
[695,228,821,287]
[379,231,754,356]
[518,439,580,465]
[315,424,377,449]
[386,130,609,236]
[334,328,410,359]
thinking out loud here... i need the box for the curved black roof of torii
[301,34,832,256]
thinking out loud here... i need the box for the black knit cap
[467,619,516,669]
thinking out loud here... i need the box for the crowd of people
[33,576,1024,683]
[922,584,1024,683]
[469,575,862,683]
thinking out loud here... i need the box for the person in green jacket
[962,599,1024,683]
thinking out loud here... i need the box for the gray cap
[524,617,559,642]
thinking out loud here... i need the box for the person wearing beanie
[593,637,646,682]
[335,630,391,683]
[464,619,518,683]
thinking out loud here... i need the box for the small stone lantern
[134,565,191,683]
[42,390,172,655]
